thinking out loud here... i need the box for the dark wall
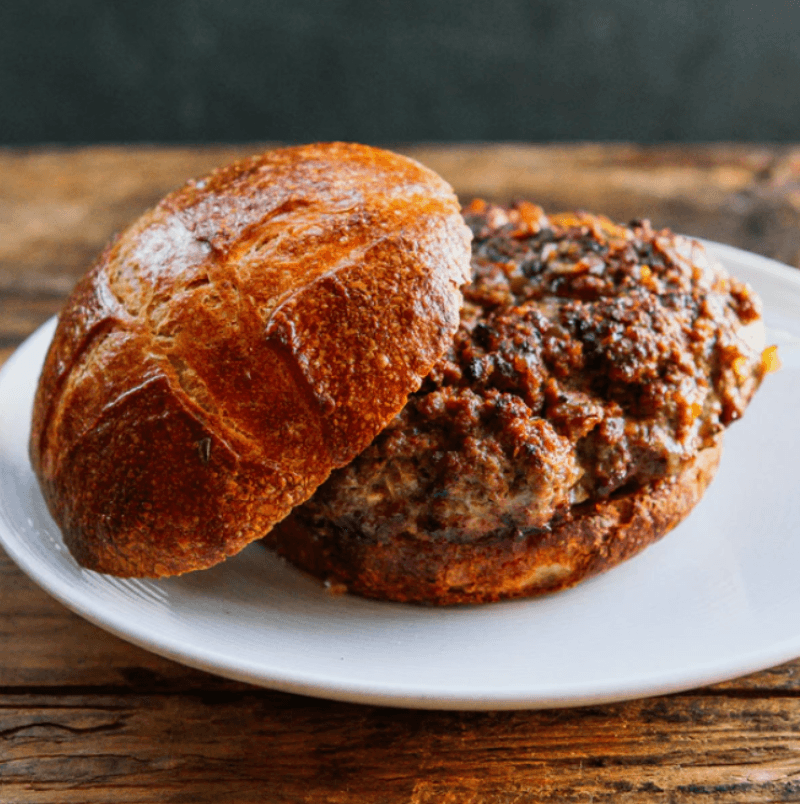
[3,0,800,145]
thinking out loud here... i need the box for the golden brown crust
[29,143,472,577]
[268,437,722,605]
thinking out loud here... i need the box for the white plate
[1,240,799,711]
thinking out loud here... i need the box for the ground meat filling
[295,201,766,545]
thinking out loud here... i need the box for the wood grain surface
[3,143,800,803]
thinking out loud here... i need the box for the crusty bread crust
[268,437,722,605]
[29,143,472,577]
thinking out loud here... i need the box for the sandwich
[29,144,772,603]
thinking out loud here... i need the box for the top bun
[30,142,472,577]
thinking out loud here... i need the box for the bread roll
[30,143,472,577]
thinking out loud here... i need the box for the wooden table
[3,144,800,802]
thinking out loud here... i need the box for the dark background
[3,0,800,145]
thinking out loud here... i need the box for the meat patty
[267,201,769,604]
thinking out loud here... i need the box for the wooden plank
[3,691,800,802]
[409,142,800,267]
[2,143,800,300]
[0,145,261,296]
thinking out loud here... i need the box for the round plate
[1,240,799,710]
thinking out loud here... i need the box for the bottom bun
[266,436,722,605]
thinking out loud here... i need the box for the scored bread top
[29,142,472,577]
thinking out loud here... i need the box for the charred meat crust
[269,202,767,604]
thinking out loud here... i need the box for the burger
[29,143,772,604]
